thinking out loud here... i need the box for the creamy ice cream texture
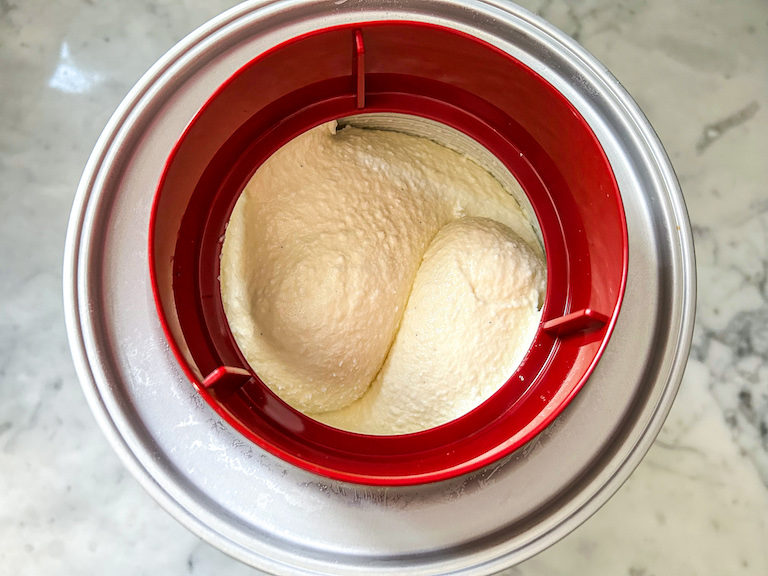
[220,121,545,434]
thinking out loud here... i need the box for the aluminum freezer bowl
[64,1,695,575]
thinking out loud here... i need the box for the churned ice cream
[220,121,545,434]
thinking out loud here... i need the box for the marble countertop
[1,0,766,574]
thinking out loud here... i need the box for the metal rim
[64,1,696,574]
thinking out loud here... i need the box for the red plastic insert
[149,22,628,486]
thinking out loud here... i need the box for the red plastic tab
[542,309,610,337]
[202,366,252,391]
[354,30,365,109]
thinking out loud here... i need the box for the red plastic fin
[202,366,252,394]
[542,308,610,337]
[354,29,365,109]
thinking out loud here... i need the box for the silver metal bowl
[64,1,695,574]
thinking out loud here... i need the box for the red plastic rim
[149,22,628,486]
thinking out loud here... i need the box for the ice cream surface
[220,121,545,434]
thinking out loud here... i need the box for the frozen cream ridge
[220,121,545,435]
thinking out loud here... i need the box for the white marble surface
[1,0,767,574]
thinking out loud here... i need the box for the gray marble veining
[1,0,767,574]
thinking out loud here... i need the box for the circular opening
[221,112,549,435]
[149,21,628,485]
